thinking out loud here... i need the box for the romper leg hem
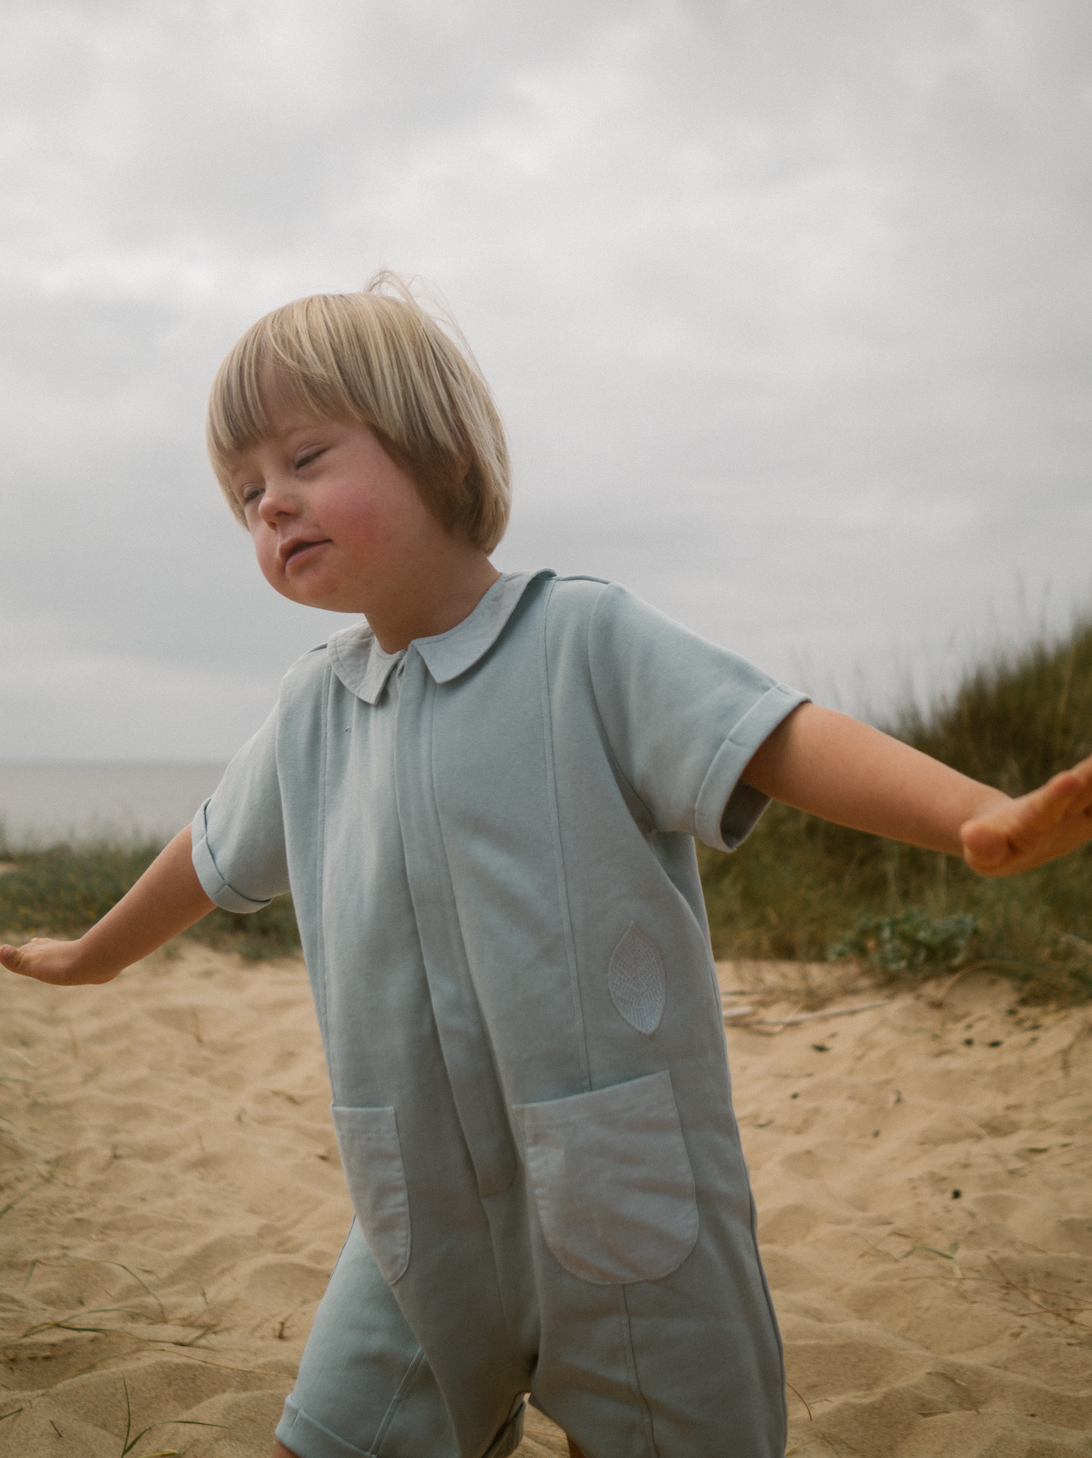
[276,1396,377,1458]
[481,1399,526,1458]
[275,1394,526,1458]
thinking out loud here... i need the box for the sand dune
[721,962,1092,1456]
[1,945,1089,1456]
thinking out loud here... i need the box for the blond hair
[206,274,510,553]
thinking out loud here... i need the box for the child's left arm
[743,703,1092,877]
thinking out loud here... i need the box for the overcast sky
[2,0,1090,762]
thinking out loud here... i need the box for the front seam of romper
[537,578,591,1093]
[619,1284,660,1458]
[427,680,529,1193]
[370,1348,429,1454]
[583,589,661,834]
[394,650,516,1202]
[538,582,671,1451]
[309,666,332,1057]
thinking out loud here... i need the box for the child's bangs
[206,306,363,520]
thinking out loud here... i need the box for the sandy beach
[1,945,1089,1457]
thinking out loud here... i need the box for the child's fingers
[0,942,50,980]
[1030,767,1092,835]
[1064,759,1092,818]
[963,764,1092,875]
[1066,747,1092,785]
[1048,753,1092,819]
[0,938,85,984]
[1022,769,1082,828]
[1,941,43,979]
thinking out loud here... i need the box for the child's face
[227,412,449,617]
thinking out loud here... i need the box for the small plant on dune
[828,909,979,978]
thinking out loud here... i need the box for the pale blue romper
[191,571,808,1458]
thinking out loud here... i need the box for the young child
[4,278,1092,1458]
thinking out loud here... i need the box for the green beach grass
[0,841,302,962]
[2,619,1091,1001]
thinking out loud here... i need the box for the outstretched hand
[1,827,215,990]
[0,936,117,985]
[961,752,1092,876]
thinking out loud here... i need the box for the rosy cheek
[336,501,399,546]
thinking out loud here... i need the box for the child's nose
[257,475,298,522]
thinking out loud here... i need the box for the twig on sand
[786,1382,813,1420]
[985,1256,1092,1328]
[786,1433,852,1457]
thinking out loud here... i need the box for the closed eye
[296,448,325,470]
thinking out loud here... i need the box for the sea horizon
[0,762,228,848]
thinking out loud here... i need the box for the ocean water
[0,764,228,848]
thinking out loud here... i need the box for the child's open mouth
[281,538,329,568]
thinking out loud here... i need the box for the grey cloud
[1,0,1090,758]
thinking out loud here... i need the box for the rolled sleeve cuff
[190,799,274,914]
[695,684,811,851]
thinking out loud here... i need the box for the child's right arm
[0,826,215,985]
[743,702,1092,876]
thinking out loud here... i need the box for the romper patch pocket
[513,1070,698,1285]
[330,1105,411,1285]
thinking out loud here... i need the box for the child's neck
[366,549,501,653]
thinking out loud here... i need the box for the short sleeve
[191,706,291,913]
[585,583,809,851]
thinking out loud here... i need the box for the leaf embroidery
[607,925,666,1035]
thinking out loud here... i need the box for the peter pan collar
[326,569,555,705]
